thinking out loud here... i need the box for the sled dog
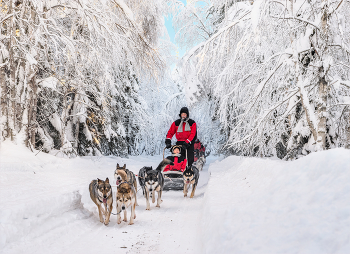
[183,166,199,198]
[116,182,137,225]
[138,159,172,210]
[138,159,173,197]
[138,166,153,197]
[89,178,113,225]
[193,156,206,171]
[114,163,138,205]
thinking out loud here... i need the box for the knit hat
[179,107,189,118]
[171,145,182,153]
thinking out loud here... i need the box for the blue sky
[164,0,187,59]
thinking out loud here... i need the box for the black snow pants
[176,141,195,168]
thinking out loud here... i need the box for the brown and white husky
[116,182,137,225]
[89,178,113,225]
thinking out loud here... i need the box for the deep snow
[1,141,350,254]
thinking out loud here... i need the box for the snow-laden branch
[270,15,320,30]
[183,10,251,63]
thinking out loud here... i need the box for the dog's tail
[155,159,174,172]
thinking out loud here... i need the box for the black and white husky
[183,166,199,198]
[138,159,173,210]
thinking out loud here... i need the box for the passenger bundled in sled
[193,139,205,162]
[163,145,187,172]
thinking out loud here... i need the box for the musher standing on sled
[165,107,197,167]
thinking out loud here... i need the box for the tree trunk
[0,64,6,140]
[26,77,37,148]
[8,0,16,141]
[316,68,327,150]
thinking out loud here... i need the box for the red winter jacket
[163,155,187,172]
[166,118,197,144]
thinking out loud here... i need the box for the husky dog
[138,159,173,197]
[116,182,137,225]
[138,159,172,210]
[138,166,153,197]
[114,163,138,205]
[193,156,206,171]
[183,166,199,198]
[144,169,164,210]
[89,178,113,225]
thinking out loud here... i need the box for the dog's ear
[117,163,120,168]
[97,178,102,184]
[105,177,109,184]
[123,164,126,169]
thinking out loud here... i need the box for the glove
[182,142,190,149]
[165,139,171,149]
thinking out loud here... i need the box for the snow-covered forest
[1,1,350,253]
[1,0,350,158]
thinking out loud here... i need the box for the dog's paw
[128,221,134,225]
[117,219,121,224]
[134,214,136,219]
[104,221,109,226]
[146,207,150,210]
[190,194,194,198]
[184,194,187,197]
[123,218,127,222]
[156,204,160,208]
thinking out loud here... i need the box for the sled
[162,147,185,191]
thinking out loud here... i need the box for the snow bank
[0,190,86,248]
[200,149,350,254]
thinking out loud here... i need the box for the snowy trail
[0,142,216,254]
[2,142,350,254]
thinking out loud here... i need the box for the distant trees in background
[0,0,181,157]
[2,0,349,160]
[175,0,350,159]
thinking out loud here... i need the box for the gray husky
[89,178,113,225]
[183,166,199,198]
[138,159,173,210]
[193,156,206,171]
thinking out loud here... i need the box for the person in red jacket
[163,145,187,172]
[165,107,197,167]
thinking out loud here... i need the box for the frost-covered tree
[179,0,350,159]
[172,0,214,50]
[0,0,167,156]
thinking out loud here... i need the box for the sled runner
[162,147,185,191]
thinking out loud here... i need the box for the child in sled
[163,145,187,172]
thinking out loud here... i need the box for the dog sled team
[89,107,207,225]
